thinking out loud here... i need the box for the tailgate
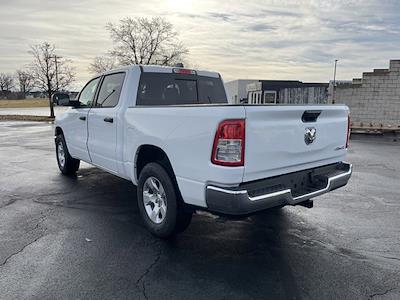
[243,105,349,182]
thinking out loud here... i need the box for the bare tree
[29,42,75,117]
[16,70,34,94]
[105,17,188,67]
[0,73,14,92]
[88,55,117,74]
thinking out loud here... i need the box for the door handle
[302,110,321,123]
[104,117,114,123]
[79,116,86,121]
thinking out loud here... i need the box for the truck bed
[124,104,349,207]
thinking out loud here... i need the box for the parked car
[54,65,352,238]
[52,92,70,106]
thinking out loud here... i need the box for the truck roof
[101,64,220,78]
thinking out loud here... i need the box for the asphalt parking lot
[0,121,399,300]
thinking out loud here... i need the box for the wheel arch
[135,144,192,209]
[134,144,176,184]
[55,126,63,137]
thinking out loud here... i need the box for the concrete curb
[0,115,55,122]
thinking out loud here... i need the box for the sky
[1,0,400,90]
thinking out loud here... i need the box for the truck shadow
[44,166,307,299]
[35,165,139,216]
[157,209,304,299]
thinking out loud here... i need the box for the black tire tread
[137,162,192,238]
[55,134,80,175]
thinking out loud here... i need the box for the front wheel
[137,162,192,238]
[55,134,80,175]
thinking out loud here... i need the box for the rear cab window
[136,72,227,105]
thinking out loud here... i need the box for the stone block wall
[333,59,400,126]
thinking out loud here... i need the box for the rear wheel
[55,134,80,175]
[137,162,192,238]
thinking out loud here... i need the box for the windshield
[136,72,227,105]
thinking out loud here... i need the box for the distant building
[25,90,79,100]
[246,80,328,105]
[28,91,47,98]
[331,59,400,127]
[225,79,258,104]
[225,79,328,105]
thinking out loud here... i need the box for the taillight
[346,115,351,148]
[211,119,245,166]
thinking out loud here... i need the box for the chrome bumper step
[206,162,352,215]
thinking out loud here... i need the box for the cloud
[0,0,400,87]
[259,9,302,17]
[246,23,276,32]
[208,12,234,22]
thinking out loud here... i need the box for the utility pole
[50,55,62,91]
[48,55,62,118]
[55,55,59,91]
[332,59,338,104]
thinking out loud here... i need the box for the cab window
[95,73,126,108]
[136,73,227,105]
[78,77,100,107]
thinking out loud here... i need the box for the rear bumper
[205,162,352,215]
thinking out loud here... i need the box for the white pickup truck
[55,65,352,238]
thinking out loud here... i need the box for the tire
[55,134,80,175]
[137,162,193,238]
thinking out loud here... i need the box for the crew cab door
[64,77,100,162]
[87,72,126,173]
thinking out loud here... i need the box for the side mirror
[67,100,81,108]
[53,93,72,106]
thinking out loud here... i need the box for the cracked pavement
[0,121,399,299]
